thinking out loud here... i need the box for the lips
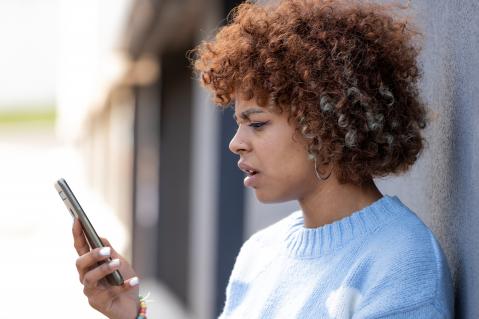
[238,161,260,176]
[238,161,260,187]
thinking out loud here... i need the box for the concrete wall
[376,1,478,318]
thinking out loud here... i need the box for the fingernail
[129,276,139,287]
[109,258,120,268]
[99,247,111,256]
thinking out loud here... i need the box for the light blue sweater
[219,195,454,318]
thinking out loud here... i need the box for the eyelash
[248,121,268,129]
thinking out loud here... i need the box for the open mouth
[238,162,260,179]
[245,169,258,176]
[238,162,260,187]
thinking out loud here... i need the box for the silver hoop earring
[313,156,332,181]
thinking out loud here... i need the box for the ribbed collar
[283,195,406,258]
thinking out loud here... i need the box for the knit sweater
[219,195,454,318]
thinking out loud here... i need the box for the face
[229,98,319,203]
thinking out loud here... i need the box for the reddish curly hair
[192,0,427,185]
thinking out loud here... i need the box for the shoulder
[365,199,438,262]
[364,197,449,276]
[354,197,454,317]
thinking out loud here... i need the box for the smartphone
[54,178,124,286]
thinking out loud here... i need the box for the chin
[254,189,295,204]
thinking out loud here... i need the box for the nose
[229,127,250,155]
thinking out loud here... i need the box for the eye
[248,121,268,129]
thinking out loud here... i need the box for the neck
[298,176,383,228]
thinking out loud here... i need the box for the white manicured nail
[109,258,120,268]
[99,247,111,256]
[129,277,139,287]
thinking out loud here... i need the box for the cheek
[265,136,311,179]
[258,150,315,201]
[252,122,314,202]
[279,157,315,187]
[279,143,312,179]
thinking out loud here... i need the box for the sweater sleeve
[351,224,454,319]
[356,302,450,319]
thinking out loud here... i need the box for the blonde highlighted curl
[191,0,428,186]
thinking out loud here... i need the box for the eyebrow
[232,108,265,122]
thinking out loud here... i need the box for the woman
[72,0,454,318]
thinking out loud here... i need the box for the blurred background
[0,0,477,318]
[0,0,298,318]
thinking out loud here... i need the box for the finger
[121,276,140,290]
[82,257,121,290]
[76,247,113,282]
[72,218,90,256]
[99,237,121,259]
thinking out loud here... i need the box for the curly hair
[191,0,428,186]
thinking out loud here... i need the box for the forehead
[233,98,267,119]
[234,97,260,111]
[234,96,279,114]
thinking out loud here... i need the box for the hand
[72,218,140,319]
